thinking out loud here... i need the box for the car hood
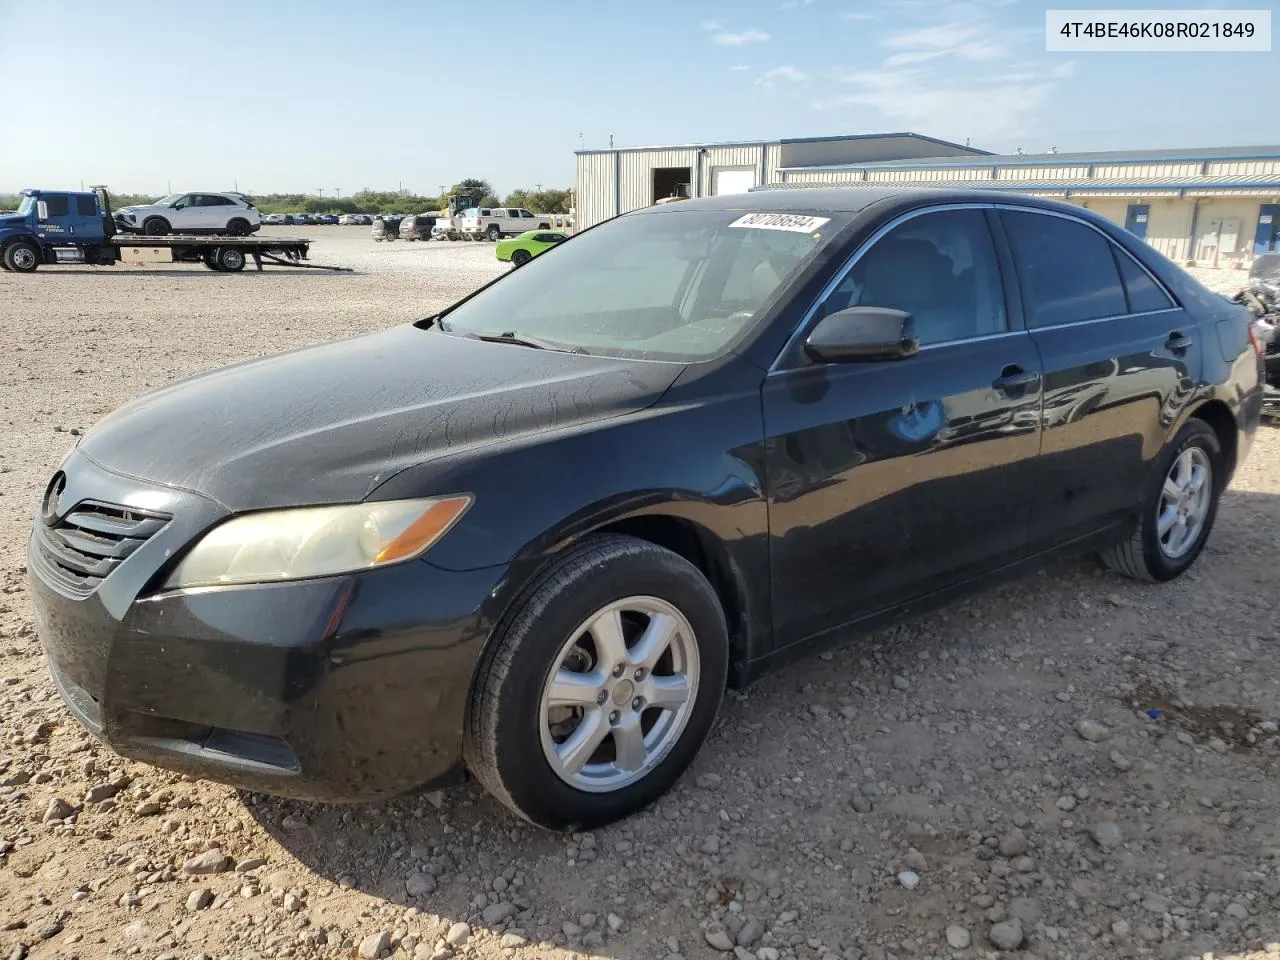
[77,324,684,511]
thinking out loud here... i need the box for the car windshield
[438,208,845,361]
[17,195,36,216]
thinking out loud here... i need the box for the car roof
[639,186,1074,216]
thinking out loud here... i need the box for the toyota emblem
[41,472,66,525]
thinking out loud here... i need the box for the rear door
[997,207,1198,549]
[762,205,1044,646]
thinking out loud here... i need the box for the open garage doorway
[652,167,692,203]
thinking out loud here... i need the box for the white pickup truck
[455,207,553,241]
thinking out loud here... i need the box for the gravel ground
[1,232,1278,960]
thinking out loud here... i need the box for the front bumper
[28,450,503,803]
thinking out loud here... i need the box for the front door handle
[1165,331,1194,354]
[993,365,1040,393]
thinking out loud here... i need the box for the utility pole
[317,188,324,198]
[335,188,341,199]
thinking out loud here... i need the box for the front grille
[34,501,170,595]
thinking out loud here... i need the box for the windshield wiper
[466,331,589,354]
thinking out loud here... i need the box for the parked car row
[371,214,439,241]
[260,213,380,227]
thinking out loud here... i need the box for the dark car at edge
[28,188,1265,830]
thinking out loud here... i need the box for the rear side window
[1002,211,1126,327]
[75,196,97,217]
[43,195,70,217]
[1112,246,1175,313]
[480,209,492,216]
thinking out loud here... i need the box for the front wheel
[3,241,40,272]
[141,217,170,236]
[1102,418,1223,581]
[464,535,728,831]
[202,250,223,271]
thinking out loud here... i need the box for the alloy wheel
[539,596,700,793]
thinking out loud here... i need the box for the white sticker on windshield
[728,213,830,233]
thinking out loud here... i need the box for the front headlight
[164,495,472,589]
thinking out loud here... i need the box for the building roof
[777,144,1280,172]
[575,131,989,157]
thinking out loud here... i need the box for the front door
[997,208,1201,548]
[1254,204,1280,254]
[1124,204,1150,240]
[167,194,201,231]
[762,206,1043,647]
[34,193,75,244]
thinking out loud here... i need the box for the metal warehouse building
[767,144,1280,269]
[573,132,989,230]
[577,134,1280,269]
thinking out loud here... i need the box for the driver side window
[172,195,194,209]
[819,208,1007,346]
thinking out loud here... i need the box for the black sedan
[28,188,1265,830]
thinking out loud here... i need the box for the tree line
[1,179,574,217]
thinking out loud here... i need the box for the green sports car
[495,229,568,266]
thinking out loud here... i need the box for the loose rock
[183,850,231,875]
[705,929,735,952]
[946,925,971,949]
[1075,719,1111,742]
[1090,821,1123,850]
[358,931,391,959]
[445,922,471,946]
[989,919,1024,951]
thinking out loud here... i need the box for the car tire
[215,246,246,272]
[511,248,531,266]
[464,534,728,831]
[201,250,224,271]
[226,218,251,236]
[486,225,501,242]
[1101,418,1223,582]
[3,241,40,273]
[141,217,170,236]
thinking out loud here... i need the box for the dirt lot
[1,231,1278,960]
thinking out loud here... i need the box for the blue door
[1124,203,1150,239]
[1253,204,1280,254]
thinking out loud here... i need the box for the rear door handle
[1165,331,1194,353]
[993,365,1040,393]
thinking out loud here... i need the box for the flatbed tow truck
[0,187,349,273]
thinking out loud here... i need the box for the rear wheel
[464,535,728,831]
[226,218,250,236]
[141,216,170,236]
[4,241,40,273]
[1102,418,1223,581]
[486,224,502,242]
[215,246,246,272]
[511,248,532,266]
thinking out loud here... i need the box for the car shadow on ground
[241,486,1280,958]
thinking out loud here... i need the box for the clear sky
[0,0,1270,197]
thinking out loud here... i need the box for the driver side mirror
[803,306,919,363]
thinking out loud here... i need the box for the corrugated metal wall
[619,148,698,213]
[700,145,764,195]
[1208,159,1280,177]
[575,153,616,231]
[1093,162,1200,179]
